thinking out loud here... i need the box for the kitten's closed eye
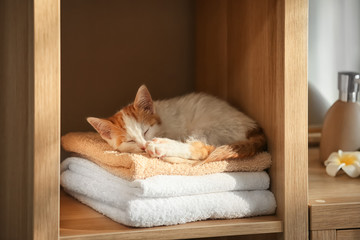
[144,128,150,136]
[127,140,136,143]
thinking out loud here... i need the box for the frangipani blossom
[324,150,360,178]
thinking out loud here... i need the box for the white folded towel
[60,157,276,227]
[61,157,270,197]
[64,188,276,227]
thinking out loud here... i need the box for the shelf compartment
[60,190,282,239]
[1,0,307,239]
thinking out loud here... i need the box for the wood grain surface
[0,0,60,239]
[0,0,35,239]
[196,0,308,239]
[337,229,360,240]
[196,0,228,99]
[308,148,360,231]
[310,230,336,240]
[282,0,309,238]
[33,0,61,239]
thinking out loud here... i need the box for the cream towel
[61,132,272,180]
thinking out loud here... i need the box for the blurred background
[309,0,360,125]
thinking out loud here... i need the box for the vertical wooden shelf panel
[0,0,60,239]
[196,0,308,239]
[282,0,308,238]
[33,0,61,239]
[0,0,35,239]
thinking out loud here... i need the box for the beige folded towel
[61,132,272,180]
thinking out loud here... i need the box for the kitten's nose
[140,146,145,151]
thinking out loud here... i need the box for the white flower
[324,150,360,178]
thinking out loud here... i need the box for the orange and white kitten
[87,85,266,164]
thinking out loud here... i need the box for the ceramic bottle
[320,72,360,162]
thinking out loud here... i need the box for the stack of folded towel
[61,132,276,227]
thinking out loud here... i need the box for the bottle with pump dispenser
[320,72,360,162]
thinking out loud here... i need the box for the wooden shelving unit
[1,0,308,239]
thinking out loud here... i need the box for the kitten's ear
[87,117,114,140]
[134,85,154,114]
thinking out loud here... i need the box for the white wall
[309,0,360,125]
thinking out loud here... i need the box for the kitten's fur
[87,85,266,164]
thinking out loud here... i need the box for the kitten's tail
[194,127,267,166]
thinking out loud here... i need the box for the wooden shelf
[60,190,283,240]
[1,0,307,239]
[308,147,360,202]
[308,148,360,231]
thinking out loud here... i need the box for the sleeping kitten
[87,85,266,164]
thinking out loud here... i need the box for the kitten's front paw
[145,138,192,159]
[145,138,169,158]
